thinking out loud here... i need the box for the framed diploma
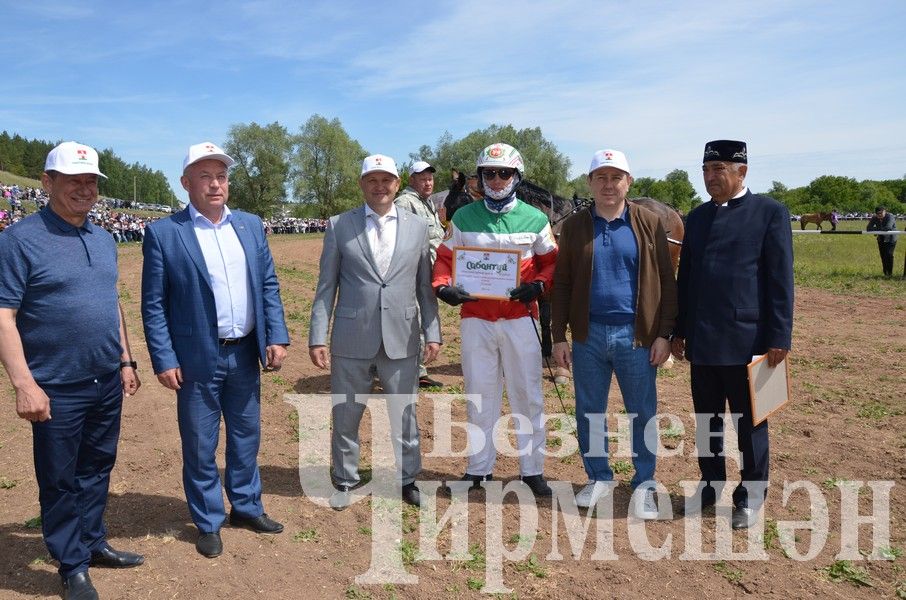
[747,354,791,425]
[452,246,522,300]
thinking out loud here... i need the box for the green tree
[223,121,293,218]
[415,124,571,195]
[292,115,367,217]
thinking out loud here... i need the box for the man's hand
[309,345,330,370]
[670,337,686,361]
[157,367,183,391]
[552,341,571,369]
[509,281,544,303]
[436,285,478,306]
[649,337,670,366]
[266,344,288,371]
[15,381,51,422]
[121,367,141,396]
[766,348,789,368]
[423,342,441,365]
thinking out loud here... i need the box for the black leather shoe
[731,506,759,529]
[401,483,421,507]
[229,511,284,534]
[521,475,553,497]
[61,571,98,600]
[196,531,223,558]
[90,542,144,568]
[443,473,492,494]
[418,376,443,389]
[330,484,353,511]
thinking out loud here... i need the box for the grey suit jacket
[308,205,441,360]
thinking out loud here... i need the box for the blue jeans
[572,321,657,488]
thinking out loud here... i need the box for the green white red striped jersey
[433,198,558,321]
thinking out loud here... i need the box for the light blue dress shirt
[189,203,254,339]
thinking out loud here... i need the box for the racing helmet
[476,143,524,176]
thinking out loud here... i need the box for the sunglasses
[483,168,516,181]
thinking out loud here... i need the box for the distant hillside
[0,170,41,188]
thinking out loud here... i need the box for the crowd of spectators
[264,216,327,234]
[3,185,328,238]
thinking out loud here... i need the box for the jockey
[433,142,558,497]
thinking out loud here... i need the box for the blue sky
[4,0,905,203]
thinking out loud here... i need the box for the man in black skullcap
[671,140,794,529]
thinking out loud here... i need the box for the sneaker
[521,474,553,497]
[632,488,659,520]
[575,481,612,508]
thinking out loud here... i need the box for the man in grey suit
[308,154,441,510]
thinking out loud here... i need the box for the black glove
[509,281,544,303]
[437,285,479,306]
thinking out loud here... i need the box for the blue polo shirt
[589,205,638,325]
[0,207,122,385]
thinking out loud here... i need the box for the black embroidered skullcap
[703,140,747,164]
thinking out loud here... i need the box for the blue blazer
[676,191,794,365]
[141,208,290,381]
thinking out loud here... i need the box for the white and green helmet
[476,143,524,175]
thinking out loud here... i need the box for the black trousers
[878,241,896,276]
[690,364,769,509]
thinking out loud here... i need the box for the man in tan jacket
[551,149,676,517]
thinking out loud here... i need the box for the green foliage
[415,124,571,194]
[293,115,367,217]
[513,554,547,578]
[611,460,634,475]
[822,560,872,587]
[24,515,41,529]
[292,528,318,542]
[763,174,906,214]
[712,560,743,584]
[97,148,178,206]
[629,169,701,214]
[0,476,16,489]
[223,121,293,218]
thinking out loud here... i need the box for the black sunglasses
[483,168,516,181]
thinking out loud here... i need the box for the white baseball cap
[588,149,631,176]
[361,154,399,177]
[183,141,236,172]
[409,161,436,176]
[44,141,107,179]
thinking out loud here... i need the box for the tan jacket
[551,202,677,348]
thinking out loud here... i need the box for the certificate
[747,354,791,425]
[452,246,522,300]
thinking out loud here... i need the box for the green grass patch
[513,554,547,578]
[292,528,318,542]
[822,559,872,587]
[792,221,904,298]
[712,560,743,584]
[24,516,41,529]
[0,476,16,489]
[612,460,634,475]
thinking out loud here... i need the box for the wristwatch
[120,360,138,370]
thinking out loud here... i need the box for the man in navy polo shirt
[0,142,143,600]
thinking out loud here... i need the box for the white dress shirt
[189,203,255,339]
[364,203,398,270]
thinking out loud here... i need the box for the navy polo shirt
[589,205,638,325]
[0,207,121,385]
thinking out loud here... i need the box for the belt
[219,335,250,346]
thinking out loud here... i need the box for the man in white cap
[141,142,290,558]
[395,160,444,387]
[309,154,441,509]
[551,149,676,518]
[0,141,143,600]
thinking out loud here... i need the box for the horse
[800,212,832,230]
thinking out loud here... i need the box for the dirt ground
[0,235,904,599]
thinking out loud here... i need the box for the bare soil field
[1,235,904,599]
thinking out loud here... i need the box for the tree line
[6,126,903,219]
[0,131,178,206]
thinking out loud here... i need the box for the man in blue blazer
[672,140,793,530]
[141,142,290,557]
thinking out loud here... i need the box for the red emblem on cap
[489,145,503,158]
[375,157,382,164]
[76,148,88,160]
[604,151,613,160]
